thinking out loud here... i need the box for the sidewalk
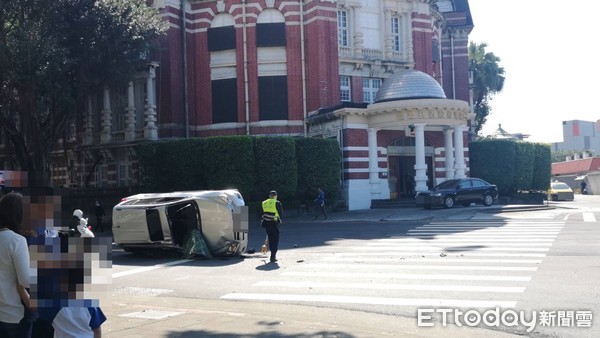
[289,202,556,223]
[105,294,523,338]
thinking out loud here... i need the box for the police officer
[261,190,283,263]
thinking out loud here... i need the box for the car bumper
[415,194,444,207]
[551,191,574,201]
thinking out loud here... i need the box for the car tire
[483,194,494,206]
[443,196,454,208]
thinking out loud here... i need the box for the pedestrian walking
[313,187,328,220]
[94,201,105,233]
[261,191,283,263]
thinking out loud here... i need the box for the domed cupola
[374,69,446,103]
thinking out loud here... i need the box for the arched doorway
[387,137,434,199]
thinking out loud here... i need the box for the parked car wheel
[443,196,455,208]
[483,193,494,206]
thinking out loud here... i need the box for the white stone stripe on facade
[343,146,369,151]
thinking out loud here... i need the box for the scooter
[71,209,95,238]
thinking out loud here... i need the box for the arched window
[209,13,237,123]
[256,9,287,121]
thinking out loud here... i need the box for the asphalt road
[104,196,600,337]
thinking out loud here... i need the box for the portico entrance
[387,137,434,199]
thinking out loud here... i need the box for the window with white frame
[340,76,351,102]
[118,164,129,187]
[337,10,349,47]
[391,16,401,52]
[363,78,381,103]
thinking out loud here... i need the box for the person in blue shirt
[313,187,328,220]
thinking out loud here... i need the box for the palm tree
[469,42,505,135]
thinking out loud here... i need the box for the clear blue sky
[469,0,599,143]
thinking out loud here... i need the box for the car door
[455,179,473,203]
[470,179,487,203]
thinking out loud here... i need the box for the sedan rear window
[551,183,570,190]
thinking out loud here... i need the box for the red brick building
[38,0,474,210]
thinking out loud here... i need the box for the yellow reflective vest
[262,198,280,222]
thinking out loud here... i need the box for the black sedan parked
[415,178,499,209]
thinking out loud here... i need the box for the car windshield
[552,183,570,190]
[434,180,460,189]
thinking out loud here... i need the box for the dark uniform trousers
[263,220,280,260]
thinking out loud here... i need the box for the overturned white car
[112,189,248,257]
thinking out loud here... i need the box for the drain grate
[113,286,174,297]
[119,310,184,320]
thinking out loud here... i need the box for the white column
[414,123,428,192]
[368,128,379,188]
[100,87,112,144]
[352,5,363,57]
[454,125,466,178]
[144,63,158,140]
[124,81,136,141]
[384,9,393,59]
[444,128,455,180]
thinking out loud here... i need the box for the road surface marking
[281,271,531,281]
[112,259,194,279]
[322,257,542,264]
[220,293,517,308]
[583,212,596,222]
[307,263,537,271]
[253,281,526,293]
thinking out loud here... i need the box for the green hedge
[253,137,297,201]
[513,142,535,191]
[469,139,516,196]
[136,136,341,204]
[469,139,551,196]
[295,138,341,204]
[202,136,256,198]
[531,143,551,191]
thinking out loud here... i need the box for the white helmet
[73,209,84,219]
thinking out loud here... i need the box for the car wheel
[552,195,558,201]
[483,194,494,206]
[443,196,455,208]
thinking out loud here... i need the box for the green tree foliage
[0,0,167,184]
[550,149,588,163]
[253,137,297,201]
[469,42,505,135]
[295,138,341,203]
[202,136,256,198]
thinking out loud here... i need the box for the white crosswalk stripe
[221,219,564,311]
